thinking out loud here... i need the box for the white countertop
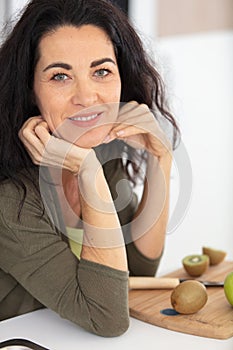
[0,309,232,350]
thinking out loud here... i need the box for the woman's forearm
[131,152,172,260]
[78,160,128,272]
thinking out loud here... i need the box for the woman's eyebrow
[42,58,116,72]
[43,62,72,72]
[90,58,116,67]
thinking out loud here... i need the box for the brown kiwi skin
[182,254,209,277]
[202,246,226,265]
[171,280,208,314]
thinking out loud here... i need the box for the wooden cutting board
[129,260,233,339]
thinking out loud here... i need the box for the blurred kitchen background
[0,0,232,273]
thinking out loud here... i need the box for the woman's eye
[94,69,111,78]
[51,73,69,81]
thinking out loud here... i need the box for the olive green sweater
[0,161,162,337]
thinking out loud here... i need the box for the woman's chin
[74,126,112,149]
[74,134,105,149]
[75,140,101,149]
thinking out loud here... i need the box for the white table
[0,309,232,350]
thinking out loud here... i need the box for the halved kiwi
[182,254,209,277]
[202,246,226,265]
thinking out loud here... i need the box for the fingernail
[103,135,111,143]
[116,130,125,137]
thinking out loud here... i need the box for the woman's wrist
[64,146,97,176]
[147,148,172,174]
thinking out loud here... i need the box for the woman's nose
[71,80,98,107]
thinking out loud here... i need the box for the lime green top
[66,227,83,259]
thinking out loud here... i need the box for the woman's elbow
[93,312,130,337]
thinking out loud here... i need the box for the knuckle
[20,127,30,139]
[34,154,42,164]
[47,140,57,154]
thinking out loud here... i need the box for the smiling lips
[68,112,103,127]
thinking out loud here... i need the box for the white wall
[7,0,28,15]
[157,31,233,273]
[129,0,157,41]
[129,0,233,274]
[0,0,28,36]
[0,1,6,33]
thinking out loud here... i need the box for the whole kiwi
[171,280,208,314]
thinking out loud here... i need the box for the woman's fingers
[19,116,44,139]
[105,101,172,156]
[19,115,43,132]
[118,102,153,121]
[111,125,145,139]
[34,122,51,145]
[19,116,50,164]
[18,116,94,173]
[118,101,139,118]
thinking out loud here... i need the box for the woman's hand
[104,101,172,159]
[107,102,172,260]
[18,116,93,175]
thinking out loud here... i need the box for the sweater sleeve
[0,180,129,337]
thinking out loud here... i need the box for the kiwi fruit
[202,246,226,265]
[171,280,208,314]
[182,254,209,277]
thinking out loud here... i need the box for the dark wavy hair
[0,0,179,190]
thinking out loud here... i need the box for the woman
[0,0,179,337]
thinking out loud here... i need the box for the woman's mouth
[68,112,103,127]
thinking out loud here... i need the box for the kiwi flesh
[182,254,209,277]
[202,246,226,265]
[171,280,208,314]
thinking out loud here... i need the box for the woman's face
[33,25,121,148]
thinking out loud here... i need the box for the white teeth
[70,114,98,122]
